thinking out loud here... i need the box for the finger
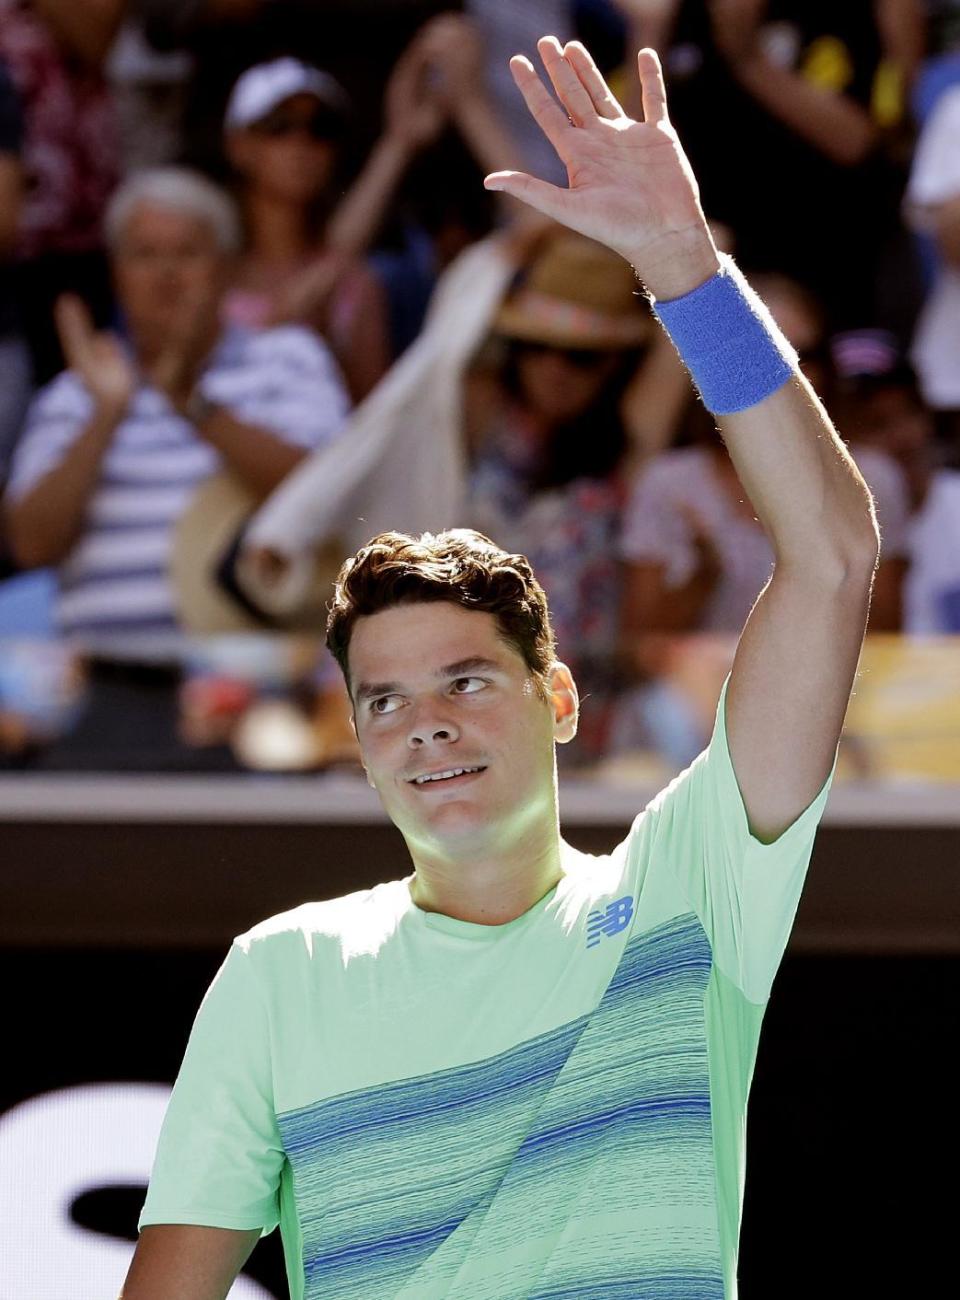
[507,54,574,154]
[562,40,625,120]
[637,47,669,125]
[53,294,94,364]
[483,169,571,224]
[536,34,597,127]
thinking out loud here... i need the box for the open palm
[485,38,716,293]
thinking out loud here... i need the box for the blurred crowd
[0,0,959,776]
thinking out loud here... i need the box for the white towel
[237,233,520,615]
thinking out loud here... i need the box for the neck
[405,816,566,927]
[242,189,314,262]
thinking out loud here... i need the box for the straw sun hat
[171,471,344,635]
[492,232,654,351]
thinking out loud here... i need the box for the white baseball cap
[224,57,350,131]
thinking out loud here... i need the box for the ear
[549,662,579,744]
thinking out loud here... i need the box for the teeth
[414,766,482,784]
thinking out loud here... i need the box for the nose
[406,708,460,748]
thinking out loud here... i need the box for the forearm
[640,248,879,571]
[194,407,309,499]
[4,402,124,567]
[733,56,879,167]
[325,136,417,258]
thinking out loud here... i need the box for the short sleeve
[138,940,285,1238]
[4,373,93,503]
[201,325,351,451]
[646,673,837,1004]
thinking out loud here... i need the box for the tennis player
[123,38,880,1300]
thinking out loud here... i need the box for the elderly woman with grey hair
[0,165,351,766]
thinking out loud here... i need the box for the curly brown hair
[326,529,558,706]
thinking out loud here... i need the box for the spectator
[462,230,657,762]
[0,58,30,497]
[597,0,926,335]
[0,0,126,386]
[617,271,911,650]
[830,330,960,631]
[221,55,406,403]
[902,79,960,464]
[1,166,350,768]
[105,11,195,173]
[219,17,536,397]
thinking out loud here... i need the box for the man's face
[112,203,227,349]
[347,601,577,858]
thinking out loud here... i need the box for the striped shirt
[5,324,351,659]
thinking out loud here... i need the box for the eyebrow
[354,656,505,705]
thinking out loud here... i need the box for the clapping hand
[139,281,221,411]
[54,294,136,416]
[483,37,719,301]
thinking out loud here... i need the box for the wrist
[628,230,721,302]
[92,393,131,425]
[180,386,219,427]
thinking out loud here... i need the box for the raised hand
[384,21,451,151]
[54,294,136,415]
[411,13,487,112]
[483,37,720,300]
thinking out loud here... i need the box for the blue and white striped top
[5,324,351,659]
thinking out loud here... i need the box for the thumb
[54,293,94,363]
[484,170,570,222]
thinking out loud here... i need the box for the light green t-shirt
[139,673,837,1299]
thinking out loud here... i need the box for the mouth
[408,765,488,791]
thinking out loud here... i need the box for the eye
[370,695,401,716]
[453,677,486,694]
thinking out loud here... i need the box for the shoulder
[235,885,382,956]
[24,368,92,421]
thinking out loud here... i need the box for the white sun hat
[224,56,350,131]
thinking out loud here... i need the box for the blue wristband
[649,253,798,414]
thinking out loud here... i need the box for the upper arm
[120,1223,261,1300]
[724,554,876,844]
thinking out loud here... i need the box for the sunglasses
[513,340,619,369]
[253,108,343,141]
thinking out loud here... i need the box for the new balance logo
[585,895,634,949]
